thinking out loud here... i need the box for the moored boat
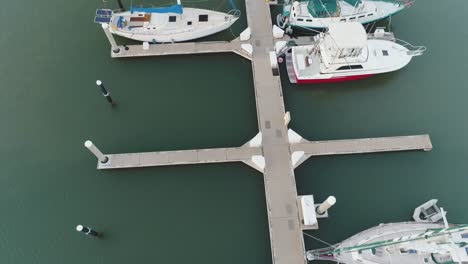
[285,22,425,84]
[307,222,468,263]
[94,0,240,43]
[277,0,412,30]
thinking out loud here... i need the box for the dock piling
[96,80,115,105]
[317,196,336,215]
[116,0,125,10]
[101,23,120,54]
[84,140,109,163]
[76,225,100,237]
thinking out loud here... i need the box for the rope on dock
[303,231,334,247]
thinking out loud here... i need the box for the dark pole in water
[116,0,125,10]
[76,225,101,237]
[96,80,116,106]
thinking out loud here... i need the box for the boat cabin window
[399,249,417,254]
[349,17,356,20]
[337,65,363,70]
[306,19,312,22]
[297,18,304,21]
[340,19,346,22]
[339,48,362,58]
[199,14,209,22]
[382,50,389,56]
[187,21,192,25]
[368,13,373,16]
[169,16,177,22]
[358,15,365,18]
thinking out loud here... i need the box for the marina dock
[93,2,434,264]
[110,39,252,60]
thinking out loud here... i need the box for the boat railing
[368,28,425,56]
[110,4,240,16]
[379,0,415,6]
[394,38,426,56]
[227,9,242,19]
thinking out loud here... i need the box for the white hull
[280,0,407,29]
[286,30,421,84]
[308,222,468,264]
[109,8,238,42]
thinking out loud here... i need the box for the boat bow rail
[369,28,426,56]
[227,9,242,19]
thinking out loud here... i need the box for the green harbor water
[1,0,467,263]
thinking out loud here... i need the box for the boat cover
[130,4,183,14]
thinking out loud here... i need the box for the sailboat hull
[109,8,239,43]
[308,222,468,264]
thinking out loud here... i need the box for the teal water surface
[0,0,467,263]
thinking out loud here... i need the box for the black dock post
[76,225,101,237]
[117,0,125,10]
[96,80,116,106]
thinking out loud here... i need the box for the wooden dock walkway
[98,146,262,170]
[111,39,252,60]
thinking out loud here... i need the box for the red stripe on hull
[296,74,375,84]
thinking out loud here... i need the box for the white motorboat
[285,22,425,84]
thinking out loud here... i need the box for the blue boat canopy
[130,4,183,14]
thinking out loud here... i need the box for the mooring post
[76,225,101,237]
[96,80,115,105]
[316,196,336,215]
[101,23,120,54]
[84,140,109,163]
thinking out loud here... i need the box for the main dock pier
[92,2,433,264]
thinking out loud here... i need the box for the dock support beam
[85,140,108,163]
[101,24,120,54]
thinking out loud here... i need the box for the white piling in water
[101,23,120,53]
[84,140,108,163]
[316,196,336,215]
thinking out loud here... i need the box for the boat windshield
[307,0,338,18]
[343,0,362,7]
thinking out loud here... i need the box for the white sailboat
[285,22,425,84]
[308,222,468,263]
[277,0,412,30]
[95,0,240,43]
